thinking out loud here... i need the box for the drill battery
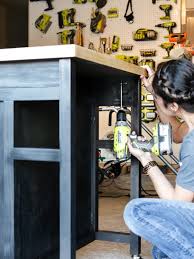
[130,123,172,156]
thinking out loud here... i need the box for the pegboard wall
[28,0,181,64]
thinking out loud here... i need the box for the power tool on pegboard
[130,123,173,156]
[155,22,176,36]
[139,59,156,71]
[58,8,76,28]
[159,4,172,20]
[160,42,175,59]
[152,0,177,4]
[73,0,87,3]
[112,36,120,52]
[57,30,75,44]
[133,28,157,41]
[139,59,156,122]
[90,8,107,33]
[141,87,157,123]
[113,82,130,161]
[115,55,138,65]
[35,14,52,33]
[169,32,186,44]
[140,49,156,57]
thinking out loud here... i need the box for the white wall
[28,0,181,64]
[186,0,194,9]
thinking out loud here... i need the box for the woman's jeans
[123,198,194,259]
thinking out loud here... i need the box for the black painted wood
[130,78,142,257]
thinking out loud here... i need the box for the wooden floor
[77,170,176,259]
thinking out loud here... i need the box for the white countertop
[0,45,144,76]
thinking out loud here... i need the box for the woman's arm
[128,140,194,202]
[143,160,194,202]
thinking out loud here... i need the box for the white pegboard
[28,0,181,64]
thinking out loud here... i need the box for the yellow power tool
[113,82,130,161]
[130,123,172,156]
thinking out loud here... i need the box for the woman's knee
[123,198,157,233]
[123,198,146,230]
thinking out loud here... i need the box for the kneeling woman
[124,58,194,259]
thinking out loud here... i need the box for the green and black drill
[113,82,130,161]
[155,22,176,36]
[130,123,173,156]
[159,4,172,20]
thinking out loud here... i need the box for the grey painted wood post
[59,59,76,259]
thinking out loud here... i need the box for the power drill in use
[130,123,173,156]
[113,109,130,160]
[113,82,130,161]
[113,83,173,160]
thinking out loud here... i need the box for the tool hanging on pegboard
[133,28,157,41]
[139,59,156,71]
[124,0,134,24]
[141,89,157,123]
[35,14,52,33]
[107,8,119,18]
[112,36,120,52]
[74,22,86,46]
[116,55,138,65]
[160,42,175,59]
[90,8,106,33]
[58,8,76,28]
[152,0,177,4]
[140,49,156,57]
[57,30,76,44]
[169,32,186,44]
[73,0,87,3]
[155,22,176,36]
[30,0,54,11]
[159,4,172,20]
[121,44,133,51]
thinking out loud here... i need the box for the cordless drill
[57,30,75,44]
[113,109,130,161]
[155,22,176,35]
[113,82,130,161]
[130,123,172,156]
[160,42,175,59]
[152,0,177,4]
[58,8,76,28]
[159,4,172,20]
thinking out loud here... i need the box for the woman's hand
[141,65,155,93]
[127,135,153,167]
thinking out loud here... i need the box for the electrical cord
[141,185,158,197]
[99,179,114,188]
[99,194,130,198]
